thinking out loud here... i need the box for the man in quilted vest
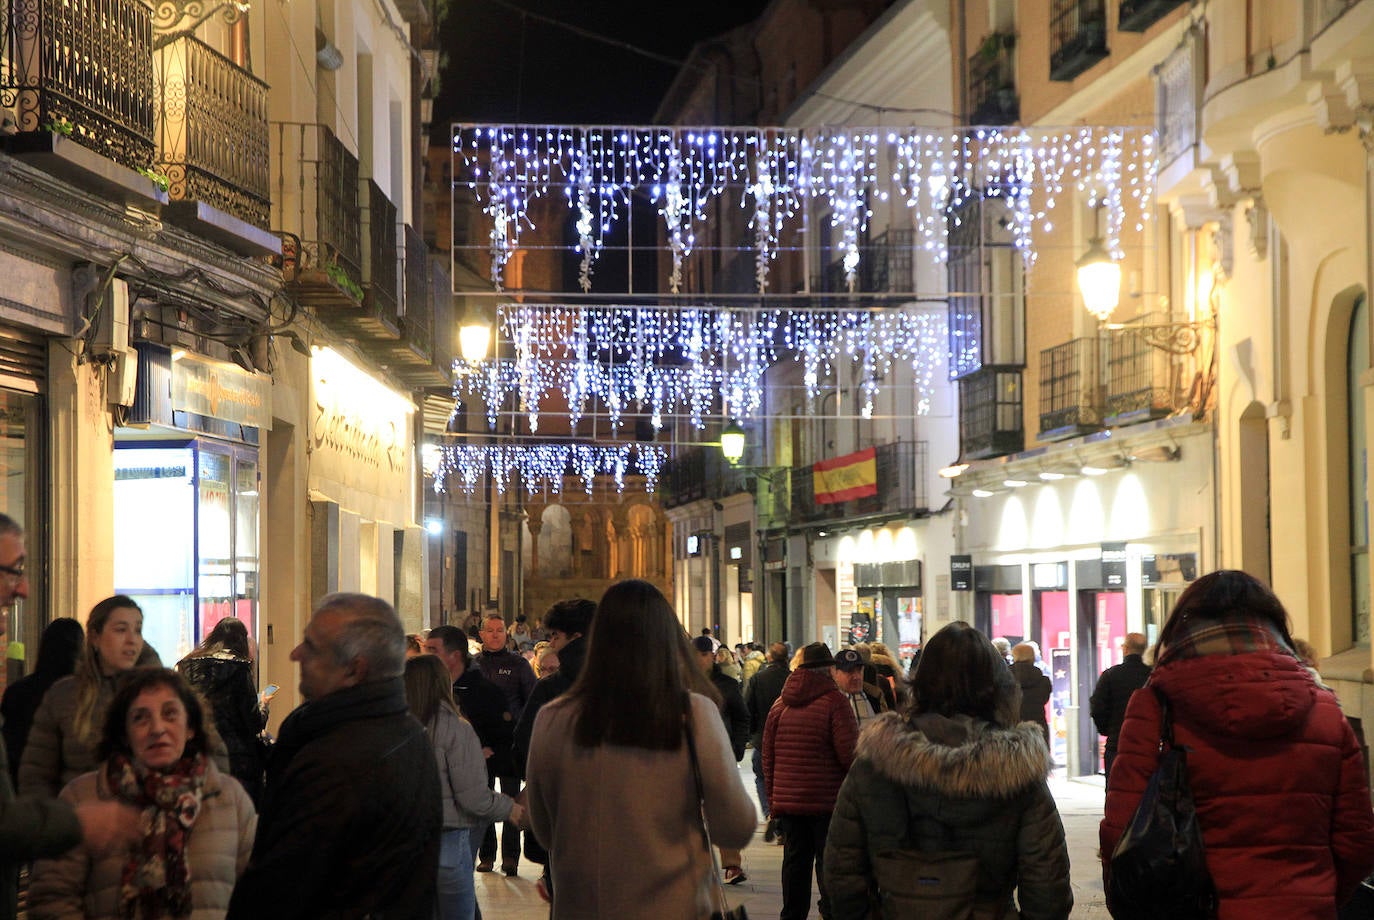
[763,642,859,920]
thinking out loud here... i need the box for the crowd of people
[0,503,1367,920]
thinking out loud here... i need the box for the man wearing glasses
[0,513,139,920]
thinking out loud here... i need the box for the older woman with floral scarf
[29,668,257,919]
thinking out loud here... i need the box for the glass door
[115,440,259,663]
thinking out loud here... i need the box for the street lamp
[459,304,492,363]
[719,420,746,466]
[1076,236,1121,323]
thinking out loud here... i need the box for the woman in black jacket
[824,621,1072,920]
[0,617,83,784]
[177,617,268,804]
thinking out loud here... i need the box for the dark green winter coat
[823,711,1072,920]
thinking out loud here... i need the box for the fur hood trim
[856,712,1050,799]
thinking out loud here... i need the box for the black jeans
[479,774,522,867]
[777,812,832,920]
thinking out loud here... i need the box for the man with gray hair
[228,593,441,918]
[0,514,139,920]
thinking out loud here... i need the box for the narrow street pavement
[479,761,1112,918]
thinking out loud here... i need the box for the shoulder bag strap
[1151,686,1176,750]
[684,694,737,917]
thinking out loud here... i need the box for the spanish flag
[813,447,878,504]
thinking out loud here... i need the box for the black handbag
[684,698,748,920]
[1106,687,1217,920]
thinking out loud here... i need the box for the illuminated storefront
[953,418,1213,777]
[117,345,270,661]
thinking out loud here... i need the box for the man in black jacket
[512,597,596,902]
[1089,632,1152,781]
[744,641,790,841]
[227,593,440,919]
[474,614,537,875]
[693,635,752,883]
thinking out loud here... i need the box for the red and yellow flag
[813,447,877,504]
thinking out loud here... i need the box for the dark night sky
[434,0,771,127]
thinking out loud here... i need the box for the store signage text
[312,393,405,472]
[950,555,973,591]
[171,354,270,428]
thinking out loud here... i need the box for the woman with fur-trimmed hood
[823,621,1072,920]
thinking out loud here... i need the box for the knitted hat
[834,648,864,672]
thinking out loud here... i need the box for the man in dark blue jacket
[228,593,440,919]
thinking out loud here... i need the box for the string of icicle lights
[455,124,1156,292]
[454,303,949,433]
[432,442,667,496]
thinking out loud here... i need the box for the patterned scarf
[107,752,208,919]
[1155,612,1296,667]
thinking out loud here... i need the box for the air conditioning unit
[89,276,130,360]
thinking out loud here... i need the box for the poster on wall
[1050,647,1072,769]
[850,596,875,644]
[897,595,922,662]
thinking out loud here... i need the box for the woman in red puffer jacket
[1100,570,1374,919]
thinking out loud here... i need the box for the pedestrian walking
[404,654,521,920]
[762,641,858,920]
[475,613,536,876]
[824,621,1072,920]
[177,617,269,804]
[525,579,755,920]
[1088,632,1150,781]
[1100,570,1374,917]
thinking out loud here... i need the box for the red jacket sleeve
[1331,717,1374,901]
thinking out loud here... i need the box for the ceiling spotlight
[1003,478,1029,488]
[971,486,1008,498]
[939,463,969,479]
[1082,455,1128,476]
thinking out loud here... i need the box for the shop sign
[171,353,270,428]
[950,554,973,591]
[311,348,411,474]
[1101,542,1127,587]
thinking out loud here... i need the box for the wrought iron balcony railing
[786,441,929,525]
[401,225,433,360]
[1049,0,1108,82]
[959,365,1024,460]
[274,122,362,305]
[660,446,752,508]
[154,32,269,229]
[1104,314,1196,425]
[1039,336,1103,440]
[1,0,155,170]
[968,33,1018,125]
[358,178,400,337]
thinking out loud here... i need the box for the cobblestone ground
[479,763,1113,919]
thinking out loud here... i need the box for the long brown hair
[910,621,1020,728]
[72,596,144,742]
[403,654,460,728]
[565,579,718,750]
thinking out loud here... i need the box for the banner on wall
[950,554,973,591]
[850,596,875,644]
[813,447,877,504]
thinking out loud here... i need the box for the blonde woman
[21,597,148,797]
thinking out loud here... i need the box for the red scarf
[106,752,207,919]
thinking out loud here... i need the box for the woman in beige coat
[526,579,757,920]
[29,668,256,919]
